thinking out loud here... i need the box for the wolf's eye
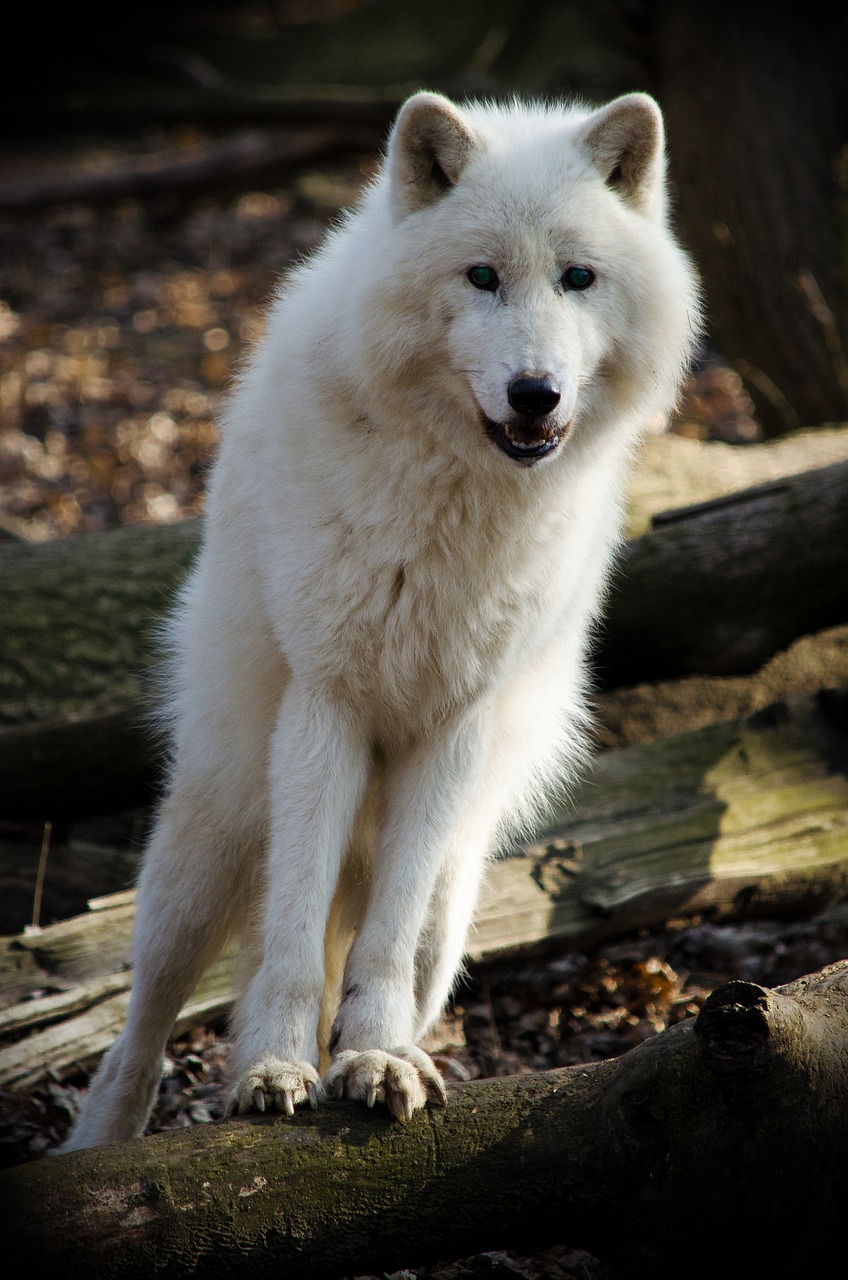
[468,264,499,291]
[563,265,595,291]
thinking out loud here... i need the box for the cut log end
[694,980,772,1074]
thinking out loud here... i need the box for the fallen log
[2,960,846,1280]
[2,459,847,819]
[597,457,848,684]
[3,693,846,1088]
[16,81,406,135]
[594,622,848,750]
[0,519,198,817]
[623,424,848,538]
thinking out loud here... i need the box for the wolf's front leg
[325,713,488,1119]
[229,685,369,1116]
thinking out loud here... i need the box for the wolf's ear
[579,93,666,219]
[388,92,479,217]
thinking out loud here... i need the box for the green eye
[468,264,499,291]
[563,265,595,291]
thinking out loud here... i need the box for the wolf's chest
[308,520,554,729]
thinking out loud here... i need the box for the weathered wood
[0,519,199,726]
[2,961,846,1280]
[0,519,198,817]
[3,459,847,818]
[2,694,846,1088]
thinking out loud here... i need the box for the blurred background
[1,0,845,539]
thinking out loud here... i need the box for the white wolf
[64,89,699,1150]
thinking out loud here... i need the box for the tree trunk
[2,459,847,818]
[655,0,848,433]
[1,961,846,1280]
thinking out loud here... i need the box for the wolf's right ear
[388,92,479,217]
[578,93,667,220]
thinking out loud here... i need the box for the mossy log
[2,458,848,818]
[2,961,846,1280]
[2,692,846,1089]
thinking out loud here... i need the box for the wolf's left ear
[578,93,666,219]
[388,92,480,217]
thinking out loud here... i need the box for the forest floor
[1,130,845,1279]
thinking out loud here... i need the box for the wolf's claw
[324,1046,446,1121]
[229,1058,323,1117]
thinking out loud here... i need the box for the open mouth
[482,415,567,464]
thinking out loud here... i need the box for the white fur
[64,91,699,1150]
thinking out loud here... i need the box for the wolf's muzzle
[484,373,566,463]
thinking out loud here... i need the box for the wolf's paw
[324,1045,447,1122]
[228,1057,323,1117]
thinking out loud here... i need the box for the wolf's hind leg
[413,817,494,1041]
[61,784,264,1151]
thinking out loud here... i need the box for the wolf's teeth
[502,422,552,449]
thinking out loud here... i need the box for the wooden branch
[0,127,379,212]
[2,961,846,1280]
[3,693,846,1088]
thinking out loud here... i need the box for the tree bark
[655,0,848,434]
[3,692,846,1087]
[1,961,846,1280]
[2,459,847,818]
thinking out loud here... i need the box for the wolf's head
[364,90,700,469]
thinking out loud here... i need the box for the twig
[796,270,848,402]
[734,358,802,431]
[29,820,52,932]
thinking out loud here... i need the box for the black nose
[507,374,561,416]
